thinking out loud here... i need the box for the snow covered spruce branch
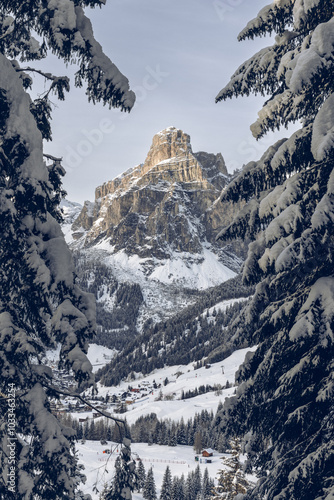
[43,153,63,162]
[0,1,136,498]
[214,2,334,499]
[16,66,63,81]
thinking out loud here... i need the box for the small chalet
[202,448,214,457]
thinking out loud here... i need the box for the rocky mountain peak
[143,126,192,171]
[67,127,243,291]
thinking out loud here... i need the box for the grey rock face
[71,126,235,260]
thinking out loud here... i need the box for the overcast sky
[40,0,294,204]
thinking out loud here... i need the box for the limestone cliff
[71,126,236,263]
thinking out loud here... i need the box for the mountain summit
[70,126,232,264]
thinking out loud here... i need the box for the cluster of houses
[50,379,159,419]
[119,380,155,405]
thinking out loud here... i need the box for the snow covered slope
[97,346,256,424]
[60,199,83,244]
[45,343,116,373]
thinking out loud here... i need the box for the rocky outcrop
[71,201,95,237]
[72,126,235,260]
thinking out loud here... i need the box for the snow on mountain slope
[45,343,116,373]
[149,247,236,289]
[73,346,257,499]
[76,346,257,423]
[86,344,116,373]
[93,240,236,291]
[75,245,201,332]
[203,296,249,318]
[60,199,83,244]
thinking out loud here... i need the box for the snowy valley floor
[73,346,258,498]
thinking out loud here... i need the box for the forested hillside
[73,256,145,350]
[98,276,254,385]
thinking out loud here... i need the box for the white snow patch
[149,248,236,289]
[311,93,334,161]
[203,297,248,318]
[60,199,83,244]
[87,343,116,373]
[44,343,115,373]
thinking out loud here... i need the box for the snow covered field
[77,440,228,499]
[73,346,257,498]
[87,344,116,373]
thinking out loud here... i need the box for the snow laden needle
[215,1,334,499]
[0,0,135,498]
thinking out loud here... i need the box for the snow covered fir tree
[0,0,134,498]
[143,468,157,500]
[214,1,334,499]
[159,465,173,500]
[100,438,136,500]
[1,0,334,498]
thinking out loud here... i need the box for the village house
[202,448,214,457]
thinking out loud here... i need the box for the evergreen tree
[186,420,194,446]
[215,2,334,499]
[101,438,136,500]
[101,456,122,500]
[172,474,186,500]
[136,459,146,492]
[215,438,252,499]
[185,472,196,500]
[143,467,157,500]
[160,466,173,500]
[193,431,203,454]
[193,465,202,498]
[202,468,215,499]
[0,0,135,498]
[177,417,187,445]
[168,431,177,447]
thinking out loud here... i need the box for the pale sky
[38,0,294,204]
